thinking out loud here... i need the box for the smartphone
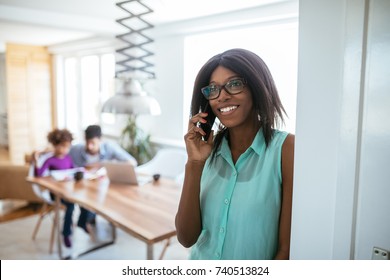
[199,103,216,141]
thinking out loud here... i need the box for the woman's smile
[218,105,239,115]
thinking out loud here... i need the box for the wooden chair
[28,153,57,254]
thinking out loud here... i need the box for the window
[56,53,115,141]
[183,22,298,134]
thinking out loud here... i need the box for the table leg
[147,244,154,260]
[159,238,171,260]
[54,195,63,259]
[111,222,117,242]
[49,210,56,254]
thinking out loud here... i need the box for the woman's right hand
[184,112,214,163]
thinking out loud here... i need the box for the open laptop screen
[101,161,138,185]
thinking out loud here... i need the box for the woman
[175,48,294,260]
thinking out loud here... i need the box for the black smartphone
[199,103,216,141]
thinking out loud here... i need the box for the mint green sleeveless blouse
[189,129,288,260]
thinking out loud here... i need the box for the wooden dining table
[26,175,181,260]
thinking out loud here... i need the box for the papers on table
[50,167,107,181]
[50,168,83,181]
[85,167,107,180]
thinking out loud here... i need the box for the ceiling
[0,0,288,49]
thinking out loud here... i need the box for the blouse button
[224,199,229,205]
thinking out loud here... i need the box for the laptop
[101,161,149,185]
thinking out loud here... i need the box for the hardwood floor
[0,199,43,223]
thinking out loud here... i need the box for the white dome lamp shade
[101,78,161,116]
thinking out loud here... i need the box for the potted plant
[120,115,155,165]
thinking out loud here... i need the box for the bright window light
[57,53,115,141]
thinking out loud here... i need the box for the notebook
[101,161,150,185]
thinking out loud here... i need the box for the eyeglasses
[201,78,246,100]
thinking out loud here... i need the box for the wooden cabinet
[0,113,7,147]
[6,44,53,164]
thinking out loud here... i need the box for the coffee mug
[153,173,161,182]
[74,171,84,181]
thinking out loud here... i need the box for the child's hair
[47,128,73,146]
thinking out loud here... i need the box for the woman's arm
[274,134,295,260]
[175,112,213,248]
[175,161,204,247]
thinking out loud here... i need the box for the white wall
[291,0,347,259]
[353,0,390,260]
[291,0,390,259]
[0,53,6,113]
[151,35,185,144]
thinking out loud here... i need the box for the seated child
[34,128,75,248]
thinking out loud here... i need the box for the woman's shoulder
[282,133,295,150]
[276,131,294,157]
[273,129,290,137]
[270,129,290,145]
[267,130,294,155]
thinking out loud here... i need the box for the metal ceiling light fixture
[102,78,160,115]
[102,0,161,116]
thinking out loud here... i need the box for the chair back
[136,148,187,182]
[29,152,54,205]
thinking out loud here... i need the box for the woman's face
[208,66,256,129]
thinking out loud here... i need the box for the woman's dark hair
[190,48,286,160]
[47,128,73,146]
